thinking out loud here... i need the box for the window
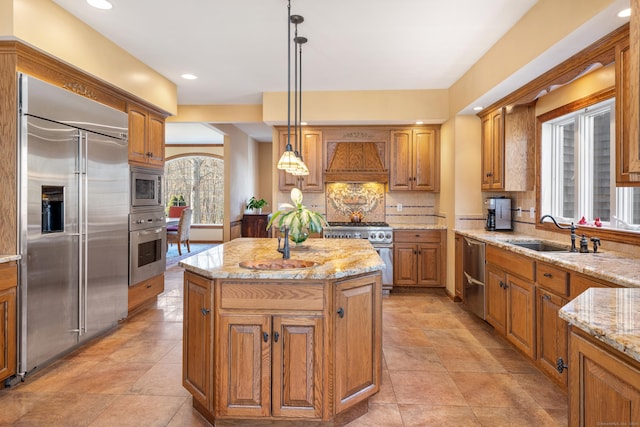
[541,98,640,230]
[165,155,224,225]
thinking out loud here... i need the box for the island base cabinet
[183,272,213,412]
[334,274,381,413]
[569,328,640,426]
[217,314,323,419]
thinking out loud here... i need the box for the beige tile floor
[0,265,567,426]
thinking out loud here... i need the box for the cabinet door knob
[499,281,504,289]
[486,172,493,177]
[543,294,551,301]
[263,332,269,342]
[543,273,552,278]
[337,307,344,318]
[274,332,280,343]
[201,308,210,315]
[556,357,568,373]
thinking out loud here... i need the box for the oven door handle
[138,227,164,236]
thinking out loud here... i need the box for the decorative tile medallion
[325,183,385,222]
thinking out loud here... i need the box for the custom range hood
[324,141,389,183]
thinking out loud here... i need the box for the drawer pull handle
[337,307,345,318]
[201,308,210,316]
[543,273,552,278]
[263,332,269,342]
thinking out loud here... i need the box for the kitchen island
[179,238,384,426]
[560,288,640,426]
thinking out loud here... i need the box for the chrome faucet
[277,227,291,259]
[539,214,578,252]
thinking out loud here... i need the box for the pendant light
[276,0,309,175]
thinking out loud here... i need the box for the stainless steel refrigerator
[18,74,129,377]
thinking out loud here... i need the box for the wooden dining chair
[167,208,193,255]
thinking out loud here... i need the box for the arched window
[165,155,224,225]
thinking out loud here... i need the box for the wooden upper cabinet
[481,109,503,190]
[128,103,165,168]
[617,27,640,184]
[389,127,440,191]
[278,129,324,192]
[627,0,640,175]
[480,104,534,191]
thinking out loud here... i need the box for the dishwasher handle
[463,271,485,288]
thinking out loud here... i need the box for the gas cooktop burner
[327,221,390,227]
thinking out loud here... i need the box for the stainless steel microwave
[130,167,163,209]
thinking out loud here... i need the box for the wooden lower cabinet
[0,262,17,385]
[183,271,382,424]
[241,214,272,238]
[485,264,508,334]
[569,328,640,426]
[536,286,568,386]
[183,272,213,411]
[393,230,445,287]
[334,274,381,413]
[485,246,535,358]
[505,274,535,358]
[217,314,323,419]
[128,273,165,314]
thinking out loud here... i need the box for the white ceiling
[51,0,630,143]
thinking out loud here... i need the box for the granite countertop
[455,230,640,288]
[390,223,447,230]
[179,237,384,280]
[559,288,640,363]
[0,255,21,264]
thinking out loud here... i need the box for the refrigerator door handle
[76,131,84,338]
[82,132,89,335]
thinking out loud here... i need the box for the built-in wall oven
[323,222,393,292]
[129,209,166,286]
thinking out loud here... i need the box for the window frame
[536,88,640,245]
[165,152,224,227]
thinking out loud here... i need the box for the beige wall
[217,125,261,242]
[449,0,616,115]
[3,0,176,114]
[263,90,449,125]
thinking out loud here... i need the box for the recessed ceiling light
[300,121,307,126]
[415,121,424,125]
[473,106,484,111]
[618,8,631,18]
[181,74,198,80]
[87,0,113,10]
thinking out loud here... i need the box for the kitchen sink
[506,240,569,252]
[239,259,320,270]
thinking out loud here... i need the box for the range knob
[353,232,362,239]
[377,231,385,240]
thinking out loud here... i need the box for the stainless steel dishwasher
[462,236,486,320]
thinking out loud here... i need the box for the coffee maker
[485,197,512,231]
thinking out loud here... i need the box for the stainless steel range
[323,222,393,292]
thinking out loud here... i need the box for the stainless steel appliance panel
[462,237,486,320]
[22,115,81,371]
[129,209,166,286]
[85,129,129,337]
[19,74,129,376]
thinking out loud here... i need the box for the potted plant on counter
[268,188,327,244]
[246,196,268,214]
